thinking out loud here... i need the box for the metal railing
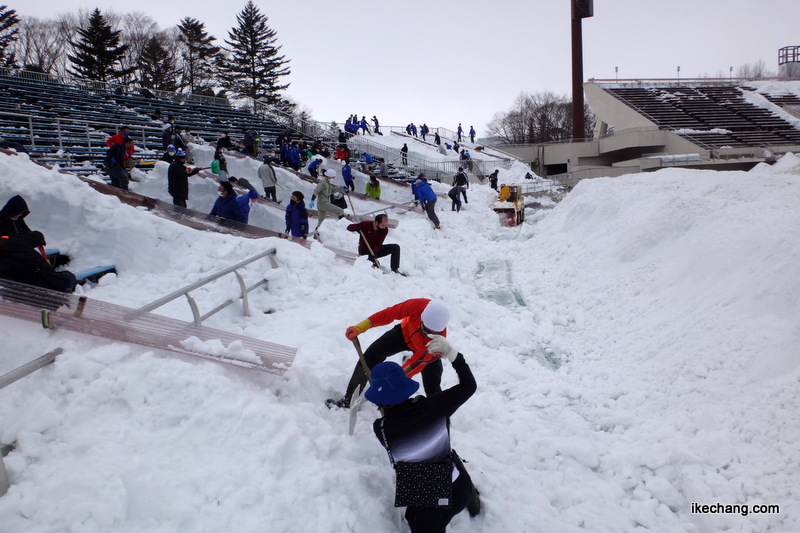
[0,347,64,496]
[134,249,278,326]
[0,110,35,147]
[347,135,514,182]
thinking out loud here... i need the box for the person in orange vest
[326,298,450,409]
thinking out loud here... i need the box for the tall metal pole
[571,1,589,141]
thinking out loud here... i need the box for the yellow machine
[493,184,525,226]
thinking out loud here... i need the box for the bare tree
[116,11,160,85]
[736,60,773,79]
[488,91,593,144]
[10,17,65,73]
[49,13,79,77]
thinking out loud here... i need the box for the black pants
[405,454,474,533]
[366,244,400,272]
[264,186,277,202]
[423,200,440,227]
[344,324,443,400]
[108,166,129,190]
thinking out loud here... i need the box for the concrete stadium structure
[497,79,800,185]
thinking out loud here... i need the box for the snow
[0,145,799,532]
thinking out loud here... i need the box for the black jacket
[0,195,31,236]
[373,355,476,465]
[0,231,76,292]
[168,161,200,200]
[105,143,128,169]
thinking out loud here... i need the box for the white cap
[421,300,449,332]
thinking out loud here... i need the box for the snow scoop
[349,337,371,435]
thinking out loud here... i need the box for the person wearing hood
[209,180,247,224]
[366,334,480,532]
[327,298,451,409]
[0,230,77,293]
[236,189,260,224]
[161,116,175,150]
[0,195,32,236]
[310,169,346,236]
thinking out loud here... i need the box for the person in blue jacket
[361,152,375,173]
[236,189,259,224]
[414,175,441,229]
[287,142,302,171]
[360,116,371,135]
[308,157,322,178]
[342,162,355,191]
[457,123,463,142]
[210,181,246,223]
[285,191,309,238]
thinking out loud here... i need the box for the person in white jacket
[258,157,278,202]
[310,169,346,236]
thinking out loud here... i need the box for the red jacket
[367,298,447,376]
[347,220,387,255]
[106,132,135,156]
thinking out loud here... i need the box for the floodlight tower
[778,46,800,77]
[572,0,594,141]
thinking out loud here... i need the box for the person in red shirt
[346,214,402,274]
[106,126,135,169]
[326,298,450,408]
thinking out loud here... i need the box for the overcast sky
[12,0,800,134]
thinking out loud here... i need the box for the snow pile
[0,150,798,532]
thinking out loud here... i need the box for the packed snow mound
[0,149,798,532]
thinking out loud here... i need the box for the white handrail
[134,249,278,325]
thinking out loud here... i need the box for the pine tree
[218,1,290,105]
[0,4,20,68]
[138,35,180,92]
[68,8,134,82]
[177,17,220,94]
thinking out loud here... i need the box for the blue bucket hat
[365,362,419,406]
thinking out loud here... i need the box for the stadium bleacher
[0,69,310,174]
[605,83,800,149]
